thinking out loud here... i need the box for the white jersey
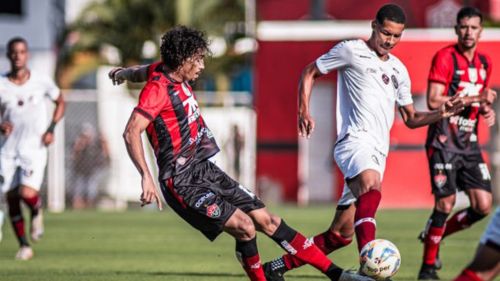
[0,71,60,156]
[316,39,413,155]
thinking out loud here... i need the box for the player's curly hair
[160,26,210,71]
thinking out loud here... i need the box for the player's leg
[419,148,458,279]
[250,207,371,281]
[453,207,500,281]
[224,209,267,281]
[18,152,46,242]
[263,201,355,278]
[443,154,492,239]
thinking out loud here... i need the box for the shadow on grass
[118,270,325,279]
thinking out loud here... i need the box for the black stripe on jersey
[448,53,460,97]
[478,54,489,71]
[154,116,174,176]
[168,84,192,150]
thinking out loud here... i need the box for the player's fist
[108,67,126,85]
[42,132,54,146]
[298,112,315,138]
[481,106,496,127]
[440,94,465,118]
[482,88,497,105]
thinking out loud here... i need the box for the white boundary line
[257,21,500,42]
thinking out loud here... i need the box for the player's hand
[42,132,54,146]
[481,88,497,104]
[108,67,126,85]
[481,106,496,127]
[140,175,163,210]
[298,112,315,138]
[440,94,465,118]
[0,121,13,136]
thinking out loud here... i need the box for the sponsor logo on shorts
[433,173,447,188]
[195,192,215,208]
[206,204,221,218]
[176,157,187,166]
[382,74,390,84]
[23,169,33,177]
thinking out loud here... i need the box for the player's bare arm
[42,93,65,146]
[298,62,324,138]
[427,82,496,110]
[108,65,149,85]
[399,96,464,128]
[0,121,13,136]
[123,111,162,210]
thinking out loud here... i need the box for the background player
[0,37,65,260]
[113,26,374,281]
[453,206,500,281]
[418,7,497,280]
[263,4,465,280]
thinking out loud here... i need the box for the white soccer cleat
[30,210,44,242]
[339,270,375,281]
[15,246,34,261]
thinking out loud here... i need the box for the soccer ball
[359,239,401,280]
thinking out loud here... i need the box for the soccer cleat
[339,270,375,281]
[15,246,34,261]
[263,261,286,281]
[418,264,440,280]
[418,230,442,270]
[30,210,44,242]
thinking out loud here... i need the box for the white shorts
[334,135,386,206]
[480,207,500,247]
[0,151,47,193]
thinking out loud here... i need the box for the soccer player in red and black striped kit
[418,7,497,280]
[111,26,373,281]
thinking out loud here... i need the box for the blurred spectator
[71,123,110,209]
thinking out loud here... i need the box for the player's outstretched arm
[123,112,162,210]
[480,105,496,127]
[298,62,323,138]
[399,96,465,129]
[108,64,149,85]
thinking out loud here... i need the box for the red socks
[7,192,29,246]
[354,190,381,251]
[22,194,41,217]
[453,269,483,281]
[423,226,445,265]
[236,238,266,281]
[282,230,352,270]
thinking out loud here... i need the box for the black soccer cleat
[418,264,440,280]
[263,261,286,281]
[417,231,442,270]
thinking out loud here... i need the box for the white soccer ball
[359,239,401,280]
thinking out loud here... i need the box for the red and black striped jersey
[426,44,492,154]
[134,62,220,179]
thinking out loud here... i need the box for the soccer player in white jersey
[0,37,65,260]
[263,4,464,280]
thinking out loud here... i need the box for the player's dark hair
[6,37,28,52]
[160,26,210,71]
[376,4,406,25]
[456,6,483,24]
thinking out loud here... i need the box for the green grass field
[0,206,490,281]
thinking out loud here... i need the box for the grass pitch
[0,206,489,281]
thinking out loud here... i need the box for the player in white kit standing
[0,37,65,260]
[264,4,465,280]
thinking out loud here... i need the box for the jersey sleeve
[134,81,167,121]
[147,62,162,79]
[428,50,452,85]
[43,76,60,101]
[315,41,353,74]
[396,65,413,106]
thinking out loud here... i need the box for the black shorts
[427,147,492,198]
[160,160,265,241]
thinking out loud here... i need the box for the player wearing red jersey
[418,7,497,280]
[112,26,373,281]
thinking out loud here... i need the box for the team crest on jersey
[18,99,24,106]
[391,75,399,89]
[433,173,447,188]
[382,74,390,84]
[206,203,221,218]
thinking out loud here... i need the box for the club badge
[433,173,447,188]
[382,74,390,84]
[206,204,221,218]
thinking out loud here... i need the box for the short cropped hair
[456,7,483,24]
[6,37,28,52]
[160,26,210,71]
[376,4,406,25]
